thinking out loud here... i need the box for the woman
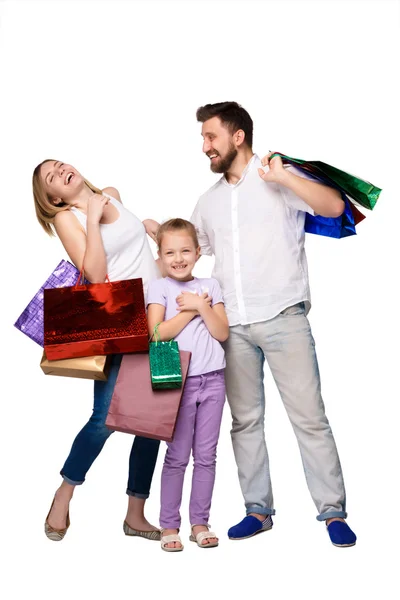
[33,159,161,541]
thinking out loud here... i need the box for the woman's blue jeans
[60,354,160,498]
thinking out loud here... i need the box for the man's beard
[210,143,238,174]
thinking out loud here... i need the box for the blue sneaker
[327,521,357,547]
[228,515,273,540]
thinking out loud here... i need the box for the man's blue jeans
[61,354,160,497]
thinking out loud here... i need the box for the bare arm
[84,220,108,282]
[84,188,123,281]
[54,190,118,283]
[197,302,229,342]
[54,209,107,282]
[276,170,344,217]
[259,154,345,218]
[83,190,120,282]
[54,210,91,273]
[147,303,198,341]
[143,218,160,243]
[176,293,229,342]
[102,187,122,202]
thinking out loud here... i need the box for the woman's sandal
[160,529,184,552]
[189,524,219,548]
[44,497,70,542]
[123,521,161,541]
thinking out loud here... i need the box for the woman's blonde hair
[32,159,102,236]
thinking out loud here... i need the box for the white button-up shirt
[190,154,315,326]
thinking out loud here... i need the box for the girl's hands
[176,291,212,313]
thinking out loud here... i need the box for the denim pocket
[279,302,306,316]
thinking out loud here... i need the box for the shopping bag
[270,152,381,238]
[44,274,148,360]
[149,323,182,389]
[271,152,381,210]
[40,351,110,381]
[14,260,80,346]
[106,350,191,442]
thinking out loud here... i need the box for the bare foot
[125,496,159,533]
[162,528,183,549]
[192,525,218,546]
[125,515,160,533]
[326,517,346,526]
[248,512,265,522]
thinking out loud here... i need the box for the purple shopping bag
[14,260,80,347]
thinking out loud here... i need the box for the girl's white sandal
[189,524,219,548]
[160,529,184,552]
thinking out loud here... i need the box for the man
[190,101,356,547]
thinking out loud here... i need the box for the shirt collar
[165,276,197,285]
[221,153,259,188]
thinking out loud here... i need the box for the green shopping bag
[149,323,182,390]
[270,152,381,210]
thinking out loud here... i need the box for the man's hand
[176,291,212,313]
[142,219,160,243]
[259,151,344,217]
[258,151,287,184]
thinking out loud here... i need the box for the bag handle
[150,322,174,347]
[153,322,162,344]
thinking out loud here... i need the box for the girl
[147,218,229,551]
[33,159,161,541]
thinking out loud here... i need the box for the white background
[1,0,399,598]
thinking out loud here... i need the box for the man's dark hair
[196,101,253,149]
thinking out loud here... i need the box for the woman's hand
[176,291,212,312]
[143,219,160,243]
[86,194,110,225]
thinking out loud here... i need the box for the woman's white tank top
[69,195,160,295]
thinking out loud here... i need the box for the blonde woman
[33,159,161,541]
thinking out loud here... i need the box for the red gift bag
[44,275,148,360]
[106,351,191,442]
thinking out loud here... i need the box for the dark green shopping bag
[270,152,381,210]
[269,152,382,238]
[149,323,182,390]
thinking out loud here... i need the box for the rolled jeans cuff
[126,489,149,499]
[61,473,84,486]
[317,510,348,522]
[246,506,276,517]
